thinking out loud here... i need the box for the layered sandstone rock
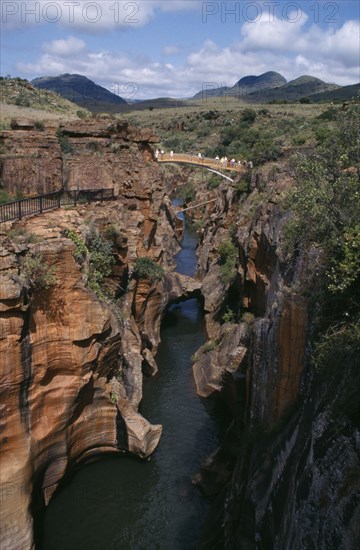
[0,117,184,549]
[0,224,175,544]
[0,119,160,197]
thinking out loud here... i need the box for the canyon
[0,117,359,549]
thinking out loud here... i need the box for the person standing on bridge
[155,149,159,160]
[170,150,174,159]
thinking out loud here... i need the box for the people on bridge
[155,150,252,170]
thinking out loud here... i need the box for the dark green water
[41,220,223,550]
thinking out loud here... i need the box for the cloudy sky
[1,0,359,99]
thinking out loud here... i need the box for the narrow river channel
[40,217,224,550]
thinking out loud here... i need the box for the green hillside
[32,73,127,113]
[0,76,87,116]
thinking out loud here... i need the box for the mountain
[192,85,232,100]
[193,71,287,99]
[31,74,127,113]
[235,71,287,91]
[309,82,360,103]
[244,75,340,103]
[0,76,88,116]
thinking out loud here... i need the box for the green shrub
[292,134,306,146]
[234,175,251,198]
[178,182,196,203]
[314,126,331,144]
[203,340,218,353]
[316,320,360,423]
[86,226,115,295]
[241,108,257,123]
[207,174,222,190]
[86,140,99,151]
[317,107,338,121]
[34,121,44,131]
[105,223,121,242]
[76,109,88,119]
[14,94,30,107]
[282,101,360,296]
[8,227,39,244]
[219,240,238,285]
[111,143,121,153]
[222,307,236,323]
[134,257,164,282]
[56,129,74,154]
[22,253,57,290]
[62,229,87,264]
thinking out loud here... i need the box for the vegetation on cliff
[283,101,359,302]
[283,99,360,421]
[63,226,115,301]
[218,240,238,285]
[21,252,57,290]
[134,257,165,282]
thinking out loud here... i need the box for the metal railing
[0,188,115,223]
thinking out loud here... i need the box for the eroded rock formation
[186,168,359,549]
[0,119,159,197]
[0,119,193,549]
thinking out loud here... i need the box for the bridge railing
[0,188,115,224]
[157,153,247,173]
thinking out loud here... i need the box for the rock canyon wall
[0,120,188,549]
[1,119,358,550]
[186,169,359,549]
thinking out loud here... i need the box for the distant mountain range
[192,71,356,103]
[32,74,127,113]
[193,71,287,99]
[30,72,359,113]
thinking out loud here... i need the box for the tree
[283,101,360,295]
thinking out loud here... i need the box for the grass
[119,99,330,165]
[0,78,90,125]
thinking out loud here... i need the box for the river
[40,217,224,550]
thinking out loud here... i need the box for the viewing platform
[156,153,248,174]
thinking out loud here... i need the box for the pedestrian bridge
[157,153,247,182]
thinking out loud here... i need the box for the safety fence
[0,188,115,223]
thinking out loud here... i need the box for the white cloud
[14,10,360,99]
[2,0,201,31]
[163,45,180,56]
[239,13,360,78]
[42,36,86,56]
[240,11,309,53]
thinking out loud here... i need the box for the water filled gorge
[40,219,224,550]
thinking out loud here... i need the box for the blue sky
[1,1,359,98]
